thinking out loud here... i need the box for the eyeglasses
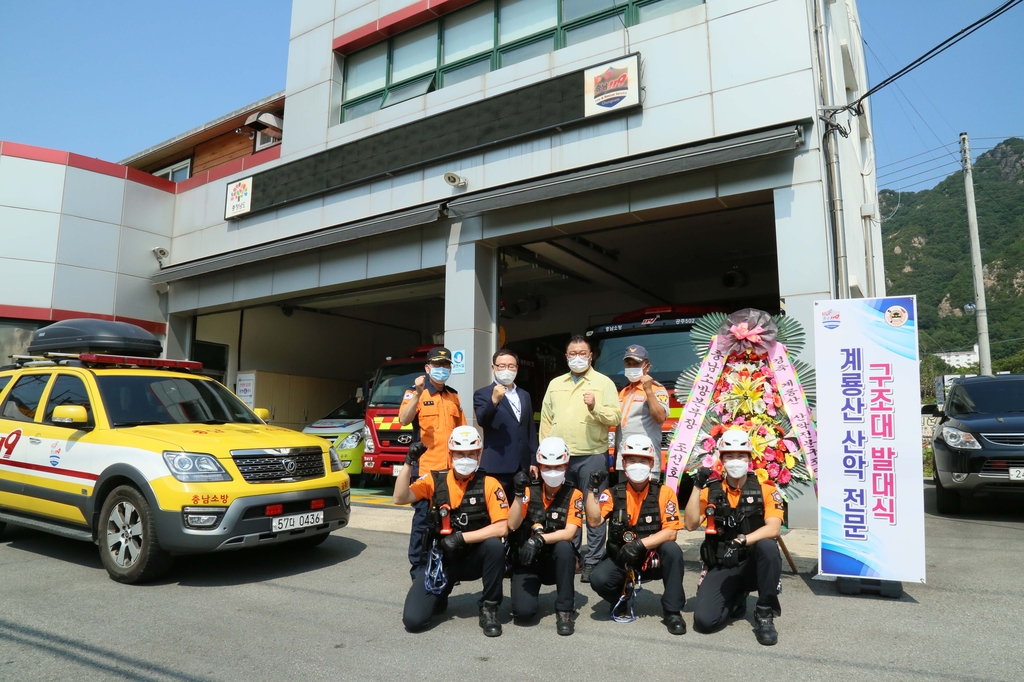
[566,351,591,358]
[494,364,517,370]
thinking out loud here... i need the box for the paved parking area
[0,484,1021,681]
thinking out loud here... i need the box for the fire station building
[0,0,883,527]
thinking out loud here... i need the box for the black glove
[693,466,712,490]
[721,544,740,569]
[616,538,647,568]
[405,441,427,465]
[518,534,545,565]
[513,470,531,497]
[439,531,466,553]
[588,470,606,494]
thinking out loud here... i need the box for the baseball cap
[623,345,649,362]
[427,346,453,363]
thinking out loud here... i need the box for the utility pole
[960,132,993,376]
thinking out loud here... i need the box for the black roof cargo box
[28,319,163,358]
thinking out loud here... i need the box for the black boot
[663,611,687,635]
[580,564,595,583]
[556,611,574,636]
[753,605,778,646]
[730,591,748,619]
[479,601,502,637]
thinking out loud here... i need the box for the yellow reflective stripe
[669,407,683,418]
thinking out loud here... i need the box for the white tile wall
[319,241,369,286]
[322,183,372,227]
[201,222,239,256]
[168,277,200,312]
[774,183,831,295]
[197,272,235,309]
[277,197,325,238]
[280,81,332,158]
[708,0,812,92]
[551,115,629,173]
[122,181,174,237]
[626,96,715,157]
[56,215,120,272]
[286,22,335,96]
[61,167,125,225]
[712,70,815,137]
[118,226,170,279]
[0,257,55,309]
[172,187,207,237]
[52,264,116,315]
[333,2,378,38]
[232,265,274,301]
[169,229,203,265]
[290,0,335,39]
[633,24,710,108]
[114,273,161,320]
[0,206,60,262]
[272,252,320,294]
[707,0,775,20]
[0,156,65,213]
[234,210,279,249]
[366,231,422,279]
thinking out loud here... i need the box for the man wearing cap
[615,345,670,480]
[399,346,467,578]
[540,334,621,583]
[585,434,686,634]
[684,428,784,645]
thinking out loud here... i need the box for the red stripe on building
[50,309,116,323]
[175,171,210,194]
[242,143,282,170]
[0,305,52,322]
[114,316,167,335]
[1,141,69,165]
[333,0,477,54]
[125,167,176,192]
[67,153,128,179]
[0,458,100,482]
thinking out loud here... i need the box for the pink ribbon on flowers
[729,323,765,344]
[767,342,818,494]
[665,335,728,493]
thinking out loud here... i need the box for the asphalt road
[1,484,1022,682]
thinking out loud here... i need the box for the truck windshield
[949,380,1024,415]
[323,397,364,419]
[96,376,262,427]
[369,362,423,407]
[592,331,699,390]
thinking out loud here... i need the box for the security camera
[444,172,467,188]
[152,247,170,267]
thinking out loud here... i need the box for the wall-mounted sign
[235,373,255,409]
[584,55,640,118]
[452,350,466,375]
[225,177,253,220]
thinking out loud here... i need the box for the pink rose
[702,437,715,451]
[778,468,792,485]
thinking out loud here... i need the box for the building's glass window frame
[153,158,191,182]
[341,0,704,122]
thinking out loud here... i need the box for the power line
[881,161,961,184]
[881,170,961,192]
[877,154,962,179]
[875,143,958,170]
[846,0,1024,115]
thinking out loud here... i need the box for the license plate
[392,464,404,477]
[271,511,323,532]
[1010,468,1024,481]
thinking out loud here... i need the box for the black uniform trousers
[692,538,782,633]
[407,461,429,578]
[590,541,685,613]
[403,536,505,632]
[510,540,577,618]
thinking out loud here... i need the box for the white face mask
[540,469,565,487]
[625,462,652,483]
[567,356,590,373]
[494,369,517,385]
[452,457,479,476]
[724,459,750,479]
[623,367,643,383]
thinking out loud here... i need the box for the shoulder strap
[432,470,450,508]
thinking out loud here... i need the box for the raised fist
[405,441,427,464]
[414,375,426,392]
[492,383,507,405]
[693,466,712,490]
[513,470,531,497]
[440,531,466,553]
[519,534,545,565]
[588,470,606,493]
[617,538,646,568]
[583,392,596,410]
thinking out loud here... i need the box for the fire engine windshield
[368,362,423,408]
[592,331,699,390]
[97,376,262,427]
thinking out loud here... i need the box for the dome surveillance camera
[444,172,467,188]
[153,247,170,260]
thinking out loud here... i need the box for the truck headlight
[337,431,363,451]
[163,452,232,482]
[941,426,981,450]
[329,446,344,472]
[362,425,375,453]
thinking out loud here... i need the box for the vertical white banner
[815,296,926,583]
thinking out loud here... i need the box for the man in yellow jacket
[540,334,621,582]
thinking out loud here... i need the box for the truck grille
[377,429,414,448]
[230,447,325,483]
[982,433,1024,447]
[979,459,1024,477]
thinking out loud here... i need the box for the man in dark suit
[474,348,539,499]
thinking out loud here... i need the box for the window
[153,158,191,182]
[254,130,281,152]
[1,374,51,423]
[0,377,11,396]
[43,375,94,427]
[95,376,262,427]
[341,0,706,122]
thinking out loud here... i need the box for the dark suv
[927,375,1024,513]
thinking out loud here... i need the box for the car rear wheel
[933,471,961,515]
[98,485,174,583]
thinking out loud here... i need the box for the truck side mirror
[254,408,271,422]
[921,404,938,416]
[52,405,90,429]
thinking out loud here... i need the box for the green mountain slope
[880,137,1024,359]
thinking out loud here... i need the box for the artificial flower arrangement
[666,309,817,500]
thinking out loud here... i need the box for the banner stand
[836,577,903,599]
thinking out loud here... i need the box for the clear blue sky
[1,0,1021,189]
